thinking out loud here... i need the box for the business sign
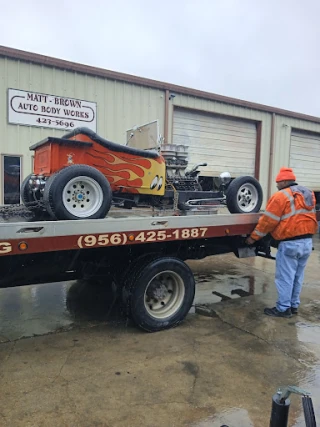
[8,89,97,131]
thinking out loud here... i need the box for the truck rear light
[18,242,28,251]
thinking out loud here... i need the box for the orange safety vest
[250,184,318,242]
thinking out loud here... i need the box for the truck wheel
[226,176,263,213]
[43,165,112,220]
[66,278,118,320]
[123,256,195,332]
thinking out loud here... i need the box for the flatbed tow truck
[1,123,319,332]
[3,207,318,333]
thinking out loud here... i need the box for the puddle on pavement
[296,321,320,345]
[289,315,320,425]
[0,279,124,342]
[193,271,269,306]
[0,266,270,342]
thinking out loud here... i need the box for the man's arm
[246,194,284,244]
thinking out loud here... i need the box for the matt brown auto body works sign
[8,89,97,131]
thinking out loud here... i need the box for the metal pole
[270,392,290,427]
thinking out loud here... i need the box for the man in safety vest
[246,167,318,318]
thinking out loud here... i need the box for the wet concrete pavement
[0,235,319,426]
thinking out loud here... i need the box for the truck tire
[66,278,118,321]
[43,165,112,220]
[226,176,263,213]
[120,253,162,305]
[122,256,195,332]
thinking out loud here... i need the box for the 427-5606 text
[36,117,75,128]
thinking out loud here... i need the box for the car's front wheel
[226,176,263,213]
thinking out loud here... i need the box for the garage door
[290,130,320,191]
[172,108,257,177]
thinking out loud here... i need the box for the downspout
[268,113,276,199]
[164,89,169,144]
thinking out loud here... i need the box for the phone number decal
[77,228,208,248]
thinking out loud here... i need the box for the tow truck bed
[0,211,261,256]
[1,209,319,332]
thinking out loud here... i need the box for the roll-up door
[172,108,257,177]
[290,130,320,191]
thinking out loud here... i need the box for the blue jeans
[275,238,313,312]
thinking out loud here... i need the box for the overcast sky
[1,0,320,117]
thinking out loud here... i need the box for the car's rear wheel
[21,174,33,205]
[21,174,45,216]
[43,165,112,220]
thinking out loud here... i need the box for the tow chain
[173,185,179,212]
[165,182,179,213]
[0,204,35,220]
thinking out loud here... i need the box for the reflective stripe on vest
[253,229,267,237]
[280,188,316,220]
[264,211,281,221]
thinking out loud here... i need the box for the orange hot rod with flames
[21,127,263,220]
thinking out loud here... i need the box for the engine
[160,144,201,191]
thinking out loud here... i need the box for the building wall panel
[272,116,320,193]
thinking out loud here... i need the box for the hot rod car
[21,127,263,220]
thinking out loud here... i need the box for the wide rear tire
[43,165,112,220]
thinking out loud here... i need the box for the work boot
[264,307,292,318]
[291,307,298,315]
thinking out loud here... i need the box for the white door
[290,130,320,191]
[172,108,257,177]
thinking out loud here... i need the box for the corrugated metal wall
[272,116,320,193]
[167,95,272,203]
[172,107,257,177]
[290,130,320,190]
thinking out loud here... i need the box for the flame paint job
[33,131,166,195]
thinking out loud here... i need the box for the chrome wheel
[236,183,259,213]
[62,176,103,218]
[144,270,185,319]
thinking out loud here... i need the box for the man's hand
[245,237,256,245]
